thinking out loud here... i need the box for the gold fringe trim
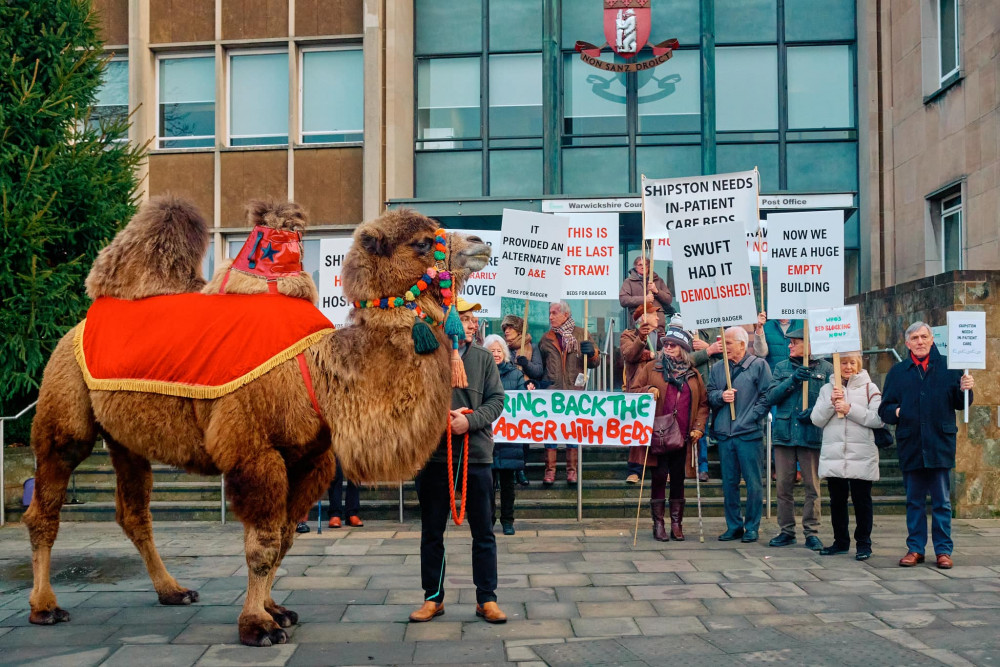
[74,320,335,399]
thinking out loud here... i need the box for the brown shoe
[898,552,926,567]
[328,516,341,528]
[347,515,364,527]
[408,601,444,622]
[475,601,507,624]
[936,554,953,569]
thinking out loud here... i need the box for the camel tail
[85,195,210,301]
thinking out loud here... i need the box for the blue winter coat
[494,362,527,470]
[878,344,972,472]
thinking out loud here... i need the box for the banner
[947,311,987,370]
[563,213,620,299]
[669,220,758,329]
[318,237,354,327]
[492,390,655,446]
[641,170,759,239]
[495,209,568,302]
[806,305,862,355]
[458,230,502,318]
[766,211,844,318]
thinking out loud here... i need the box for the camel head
[342,209,490,322]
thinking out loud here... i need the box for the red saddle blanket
[75,294,335,398]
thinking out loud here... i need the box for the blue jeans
[718,434,764,533]
[903,468,953,556]
[698,436,709,474]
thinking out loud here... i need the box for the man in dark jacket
[765,329,833,550]
[708,327,772,543]
[410,298,507,624]
[619,257,674,330]
[879,321,974,570]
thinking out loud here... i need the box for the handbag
[650,384,685,455]
[865,383,894,449]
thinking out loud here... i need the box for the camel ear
[359,228,393,257]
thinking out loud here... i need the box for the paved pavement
[1,516,1000,666]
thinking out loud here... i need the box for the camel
[24,198,490,646]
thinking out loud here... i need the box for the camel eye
[413,239,432,254]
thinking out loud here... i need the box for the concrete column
[383,0,414,201]
[128,0,153,199]
[700,0,716,176]
[363,0,385,219]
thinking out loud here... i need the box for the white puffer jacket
[811,369,884,481]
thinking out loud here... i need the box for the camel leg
[106,440,198,605]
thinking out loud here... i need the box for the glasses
[664,342,680,349]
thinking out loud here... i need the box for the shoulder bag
[865,383,894,449]
[650,383,686,454]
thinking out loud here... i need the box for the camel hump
[247,198,309,233]
[86,194,210,301]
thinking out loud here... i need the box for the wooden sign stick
[833,351,843,419]
[802,322,811,410]
[520,301,530,357]
[721,330,736,420]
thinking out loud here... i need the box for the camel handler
[410,298,508,624]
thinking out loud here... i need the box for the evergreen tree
[0,0,144,430]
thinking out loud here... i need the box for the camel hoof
[240,625,288,647]
[267,605,298,628]
[29,607,71,625]
[159,589,199,606]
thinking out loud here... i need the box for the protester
[619,256,674,330]
[811,351,884,560]
[538,301,599,485]
[708,327,772,543]
[879,321,974,569]
[631,327,708,541]
[500,314,541,486]
[764,328,833,550]
[762,315,803,370]
[691,327,724,483]
[484,334,527,536]
[410,298,507,624]
[620,303,663,484]
[326,463,363,529]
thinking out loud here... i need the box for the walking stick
[632,446,649,547]
[693,437,705,543]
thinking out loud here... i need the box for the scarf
[552,316,579,354]
[659,353,691,389]
[507,331,533,359]
[910,351,929,373]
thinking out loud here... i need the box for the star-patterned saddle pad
[74,294,334,399]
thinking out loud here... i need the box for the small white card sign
[495,209,569,302]
[318,237,354,327]
[767,211,845,318]
[946,311,987,370]
[562,213,620,299]
[806,305,862,355]
[458,229,502,318]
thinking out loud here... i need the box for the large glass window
[415,0,482,55]
[158,55,215,149]
[938,0,959,82]
[716,47,778,131]
[489,54,542,137]
[785,0,855,41]
[92,57,128,136]
[787,46,854,129]
[490,0,542,52]
[637,49,700,134]
[715,0,776,43]
[941,193,962,271]
[417,58,481,147]
[563,55,627,136]
[301,48,363,144]
[230,52,289,146]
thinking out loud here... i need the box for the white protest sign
[641,169,759,239]
[670,220,758,329]
[806,305,862,355]
[766,211,844,318]
[947,311,987,370]
[651,237,673,261]
[318,237,354,327]
[495,209,568,301]
[746,220,768,267]
[458,229,502,318]
[563,213,619,299]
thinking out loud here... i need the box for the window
[488,54,542,137]
[301,48,363,144]
[716,47,778,131]
[940,193,962,271]
[158,55,215,148]
[787,46,854,129]
[229,51,289,146]
[938,0,959,83]
[563,54,626,136]
[92,57,128,138]
[417,57,481,148]
[637,49,701,134]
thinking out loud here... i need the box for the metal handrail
[863,347,903,363]
[1,400,39,527]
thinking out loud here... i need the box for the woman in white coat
[811,352,884,560]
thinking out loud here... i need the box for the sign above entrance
[575,0,679,72]
[759,194,854,209]
[542,193,855,214]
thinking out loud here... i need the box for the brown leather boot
[651,500,668,541]
[669,499,686,541]
[475,601,507,624]
[408,600,444,622]
[543,449,557,485]
[566,448,578,484]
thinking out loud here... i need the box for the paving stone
[505,644,539,661]
[171,624,241,645]
[0,622,118,647]
[702,627,801,653]
[700,614,753,631]
[779,622,886,646]
[194,644,297,666]
[456,587,557,604]
[633,560,696,573]
[766,569,821,582]
[864,593,956,610]
[582,550,664,561]
[106,623,187,643]
[0,645,114,666]
[915,627,1000,650]
[282,589,387,606]
[628,584,728,600]
[737,647,839,664]
[577,601,656,618]
[939,592,1000,608]
[803,641,944,666]
[720,582,806,597]
[554,586,632,602]
[287,640,416,666]
[797,580,891,596]
[565,560,636,574]
[570,616,641,637]
[872,610,943,628]
[291,621,405,643]
[878,580,938,594]
[273,576,371,590]
[525,602,580,620]
[922,577,1000,593]
[748,613,821,627]
[340,604,415,622]
[815,612,877,623]
[104,644,208,666]
[937,565,1000,579]
[677,571,727,584]
[0,591,96,610]
[702,598,778,615]
[527,573,592,587]
[403,620,463,641]
[635,615,707,635]
[768,595,870,614]
[0,606,120,627]
[809,567,881,581]
[533,638,639,665]
[410,638,505,663]
[461,618,573,641]
[960,649,1000,665]
[106,605,199,625]
[648,599,710,616]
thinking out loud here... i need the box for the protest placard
[458,229,502,317]
[947,311,986,370]
[495,209,568,302]
[642,170,759,238]
[649,221,767,267]
[766,211,844,318]
[492,390,655,447]
[806,306,862,356]
[651,237,673,261]
[562,213,620,299]
[669,220,758,329]
[318,237,354,327]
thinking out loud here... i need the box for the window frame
[298,44,365,146]
[155,52,216,150]
[226,47,290,148]
[939,192,963,271]
[937,0,960,85]
[93,53,130,143]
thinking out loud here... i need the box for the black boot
[515,469,529,486]
[651,500,668,542]
[669,499,686,541]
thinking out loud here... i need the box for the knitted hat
[662,326,693,352]
[669,313,683,328]
[456,297,481,313]
[500,314,523,331]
